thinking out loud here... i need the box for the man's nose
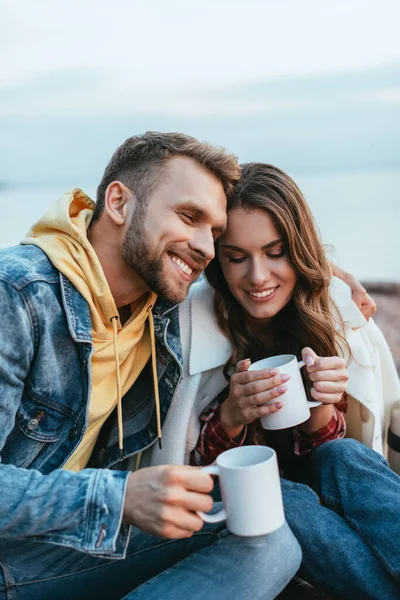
[189,228,215,262]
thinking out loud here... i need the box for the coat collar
[188,280,232,376]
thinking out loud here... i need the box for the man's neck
[88,223,149,308]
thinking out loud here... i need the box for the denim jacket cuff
[83,469,131,558]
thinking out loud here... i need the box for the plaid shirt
[191,393,348,467]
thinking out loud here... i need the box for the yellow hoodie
[22,189,160,471]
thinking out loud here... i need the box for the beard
[121,207,198,303]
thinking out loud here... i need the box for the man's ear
[104,181,134,226]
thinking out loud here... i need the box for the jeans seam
[0,531,222,590]
[336,513,400,584]
[0,554,15,600]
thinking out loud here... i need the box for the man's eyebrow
[221,239,283,251]
[178,201,226,233]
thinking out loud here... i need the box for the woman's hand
[301,347,349,433]
[219,359,287,438]
[302,347,349,404]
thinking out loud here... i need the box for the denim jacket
[0,245,182,558]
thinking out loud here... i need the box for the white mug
[248,354,321,430]
[198,445,285,536]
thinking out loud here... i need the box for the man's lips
[168,251,205,274]
[168,253,204,281]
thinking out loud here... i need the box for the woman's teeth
[171,255,193,275]
[248,288,277,298]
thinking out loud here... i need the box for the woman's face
[217,207,297,326]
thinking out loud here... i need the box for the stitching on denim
[0,281,35,353]
[0,273,59,292]
[2,532,220,589]
[340,513,400,582]
[19,287,38,353]
[83,469,99,551]
[0,553,15,600]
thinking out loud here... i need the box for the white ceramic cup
[198,445,285,536]
[248,353,321,430]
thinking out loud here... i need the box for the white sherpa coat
[147,277,400,467]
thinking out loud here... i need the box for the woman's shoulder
[179,277,216,319]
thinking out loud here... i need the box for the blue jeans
[0,505,301,600]
[281,438,400,600]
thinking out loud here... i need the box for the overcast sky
[1,0,400,115]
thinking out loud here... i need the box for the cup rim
[216,445,275,470]
[248,354,297,371]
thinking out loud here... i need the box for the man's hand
[330,262,377,320]
[123,465,214,539]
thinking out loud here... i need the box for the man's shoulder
[0,245,59,291]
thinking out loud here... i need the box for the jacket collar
[59,273,92,343]
[188,280,232,376]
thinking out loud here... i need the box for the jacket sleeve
[0,279,131,558]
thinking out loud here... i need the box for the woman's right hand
[219,359,288,437]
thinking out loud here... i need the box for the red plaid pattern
[294,405,346,456]
[191,393,348,466]
[190,404,247,466]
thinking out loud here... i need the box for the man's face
[121,156,227,303]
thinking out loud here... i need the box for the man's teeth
[249,288,277,298]
[171,255,193,275]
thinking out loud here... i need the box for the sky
[1,0,400,116]
[1,0,399,186]
[0,1,399,281]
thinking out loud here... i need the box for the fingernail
[268,368,278,376]
[305,356,314,366]
[277,385,288,394]
[280,374,290,383]
[275,402,284,408]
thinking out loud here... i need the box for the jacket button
[69,428,78,441]
[27,418,40,431]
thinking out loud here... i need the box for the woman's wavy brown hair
[206,162,347,381]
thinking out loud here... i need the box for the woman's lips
[245,286,279,302]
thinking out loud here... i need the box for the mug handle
[297,360,322,408]
[197,465,227,523]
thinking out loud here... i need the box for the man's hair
[92,131,241,223]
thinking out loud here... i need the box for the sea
[1,169,399,283]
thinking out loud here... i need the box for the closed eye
[268,251,286,259]
[180,213,195,224]
[228,256,246,263]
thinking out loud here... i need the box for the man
[0,132,301,600]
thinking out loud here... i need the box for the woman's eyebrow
[221,239,283,252]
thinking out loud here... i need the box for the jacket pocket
[2,394,67,468]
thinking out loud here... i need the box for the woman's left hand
[301,347,349,404]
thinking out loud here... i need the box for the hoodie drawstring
[110,315,124,459]
[148,307,162,450]
[110,304,162,464]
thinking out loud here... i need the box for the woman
[148,163,400,599]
